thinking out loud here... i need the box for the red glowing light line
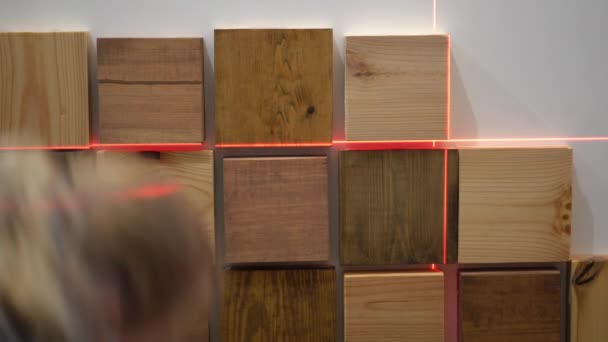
[334,136,608,144]
[442,149,448,264]
[431,263,437,271]
[446,35,451,140]
[216,142,332,148]
[0,145,90,151]
[91,143,204,151]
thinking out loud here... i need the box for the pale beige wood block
[459,148,572,263]
[345,35,448,141]
[571,257,608,342]
[344,272,444,342]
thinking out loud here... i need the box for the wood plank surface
[458,148,572,263]
[222,269,336,342]
[98,38,203,143]
[215,29,333,144]
[460,270,561,342]
[344,272,444,342]
[223,157,329,263]
[345,35,448,141]
[340,150,457,265]
[0,32,89,147]
[160,151,215,257]
[447,150,459,263]
[571,257,608,342]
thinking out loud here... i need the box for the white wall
[2,0,606,254]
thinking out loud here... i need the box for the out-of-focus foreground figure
[0,151,213,342]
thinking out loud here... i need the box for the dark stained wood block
[222,269,336,342]
[571,257,608,342]
[215,29,333,144]
[344,272,444,342]
[223,157,329,263]
[340,150,458,265]
[98,38,203,143]
[0,32,89,147]
[345,35,448,141]
[460,270,561,342]
[458,148,572,263]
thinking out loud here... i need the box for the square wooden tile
[345,272,444,342]
[458,148,572,263]
[340,150,458,265]
[215,29,333,144]
[345,35,448,141]
[0,32,89,147]
[460,270,561,342]
[160,151,215,257]
[98,38,203,143]
[223,156,329,263]
[222,269,336,342]
[571,257,608,342]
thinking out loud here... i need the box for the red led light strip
[216,142,332,148]
[0,145,90,151]
[91,143,204,152]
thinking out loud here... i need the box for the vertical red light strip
[446,34,451,140]
[443,149,448,264]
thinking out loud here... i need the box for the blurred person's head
[0,151,213,342]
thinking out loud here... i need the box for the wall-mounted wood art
[571,257,608,342]
[344,272,444,342]
[98,38,203,143]
[160,151,215,256]
[345,35,448,141]
[0,32,89,147]
[340,150,458,265]
[223,157,329,263]
[222,269,336,342]
[460,270,561,342]
[458,148,572,263]
[215,29,333,144]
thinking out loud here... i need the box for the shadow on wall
[333,37,345,141]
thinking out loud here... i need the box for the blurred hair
[0,151,213,341]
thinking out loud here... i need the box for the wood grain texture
[447,150,459,263]
[571,257,608,342]
[223,157,329,263]
[458,148,572,263]
[460,270,561,342]
[215,29,333,144]
[98,38,203,143]
[160,151,215,257]
[345,35,448,141]
[340,150,457,265]
[344,272,444,342]
[0,32,89,147]
[222,269,336,342]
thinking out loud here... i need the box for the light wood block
[458,148,572,263]
[0,32,89,147]
[160,151,215,256]
[215,29,333,144]
[340,150,458,265]
[345,35,448,141]
[222,269,336,342]
[460,270,561,342]
[344,272,444,342]
[223,157,329,263]
[571,257,608,342]
[98,38,203,143]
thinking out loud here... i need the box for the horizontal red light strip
[216,142,332,148]
[0,145,90,151]
[91,143,204,152]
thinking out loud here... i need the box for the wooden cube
[98,38,203,143]
[222,269,336,342]
[460,270,561,342]
[345,35,448,141]
[215,29,333,144]
[571,257,608,342]
[340,150,458,265]
[345,272,444,342]
[0,32,89,147]
[458,148,572,263]
[223,157,329,263]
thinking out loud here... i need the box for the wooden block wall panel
[215,29,333,144]
[344,272,444,342]
[340,150,457,265]
[98,38,203,143]
[160,151,215,256]
[571,257,608,342]
[223,157,329,263]
[0,32,89,147]
[458,148,572,263]
[345,35,448,141]
[460,270,561,342]
[222,269,336,342]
